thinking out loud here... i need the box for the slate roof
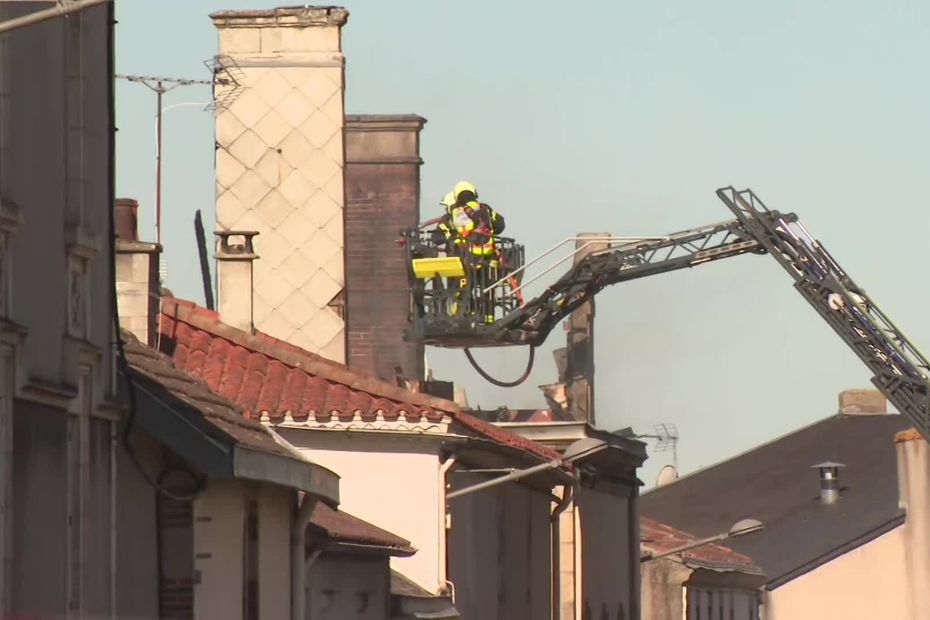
[309,501,416,556]
[641,413,910,588]
[640,517,759,572]
[158,297,562,463]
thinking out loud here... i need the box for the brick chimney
[211,6,349,361]
[215,231,259,333]
[838,389,887,415]
[344,114,426,381]
[114,198,161,346]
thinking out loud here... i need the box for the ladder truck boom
[404,186,930,437]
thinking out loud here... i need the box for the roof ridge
[161,296,459,414]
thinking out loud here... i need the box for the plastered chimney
[114,198,161,346]
[895,429,930,619]
[211,6,349,361]
[215,231,259,333]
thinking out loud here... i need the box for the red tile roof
[159,297,562,463]
[640,517,759,570]
[309,501,416,556]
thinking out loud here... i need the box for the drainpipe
[110,420,118,618]
[438,456,457,594]
[574,501,583,620]
[292,493,318,620]
[550,482,574,620]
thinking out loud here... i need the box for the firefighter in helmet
[435,181,506,322]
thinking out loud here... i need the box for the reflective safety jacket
[437,201,506,256]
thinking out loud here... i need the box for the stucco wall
[576,487,633,619]
[641,558,690,620]
[307,555,389,620]
[448,471,551,620]
[766,525,908,620]
[194,480,246,620]
[259,484,294,620]
[280,430,442,592]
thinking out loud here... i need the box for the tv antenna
[116,56,243,248]
[635,423,680,469]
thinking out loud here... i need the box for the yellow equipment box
[412,257,466,279]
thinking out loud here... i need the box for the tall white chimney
[895,429,930,619]
[211,6,348,361]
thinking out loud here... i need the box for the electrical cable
[463,345,535,387]
[106,10,200,502]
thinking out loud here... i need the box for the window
[686,586,760,620]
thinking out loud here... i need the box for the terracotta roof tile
[640,517,758,569]
[159,297,562,463]
[120,330,296,461]
[309,501,415,556]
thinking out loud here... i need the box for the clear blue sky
[115,0,930,487]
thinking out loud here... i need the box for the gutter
[0,0,112,35]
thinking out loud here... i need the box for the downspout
[292,493,318,620]
[438,456,456,595]
[109,421,118,618]
[629,487,640,620]
[550,482,574,620]
[574,500,583,620]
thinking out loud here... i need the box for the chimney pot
[215,230,260,333]
[839,389,886,415]
[115,198,139,241]
[812,461,845,504]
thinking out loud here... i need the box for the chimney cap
[811,461,846,470]
[838,389,886,415]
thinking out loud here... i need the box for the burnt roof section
[641,413,910,588]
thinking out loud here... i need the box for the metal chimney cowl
[812,461,845,504]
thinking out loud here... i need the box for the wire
[107,12,200,502]
[464,346,535,387]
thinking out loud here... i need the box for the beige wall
[0,3,118,617]
[280,429,443,592]
[766,526,908,620]
[641,558,690,620]
[576,487,633,620]
[213,7,348,362]
[307,555,389,620]
[448,471,551,620]
[897,433,930,619]
[259,484,294,620]
[194,481,247,620]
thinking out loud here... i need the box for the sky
[115,0,930,488]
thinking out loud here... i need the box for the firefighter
[435,181,506,322]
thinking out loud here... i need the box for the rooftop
[309,501,415,556]
[159,297,562,464]
[640,516,760,573]
[641,412,910,588]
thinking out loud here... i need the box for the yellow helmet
[440,192,456,209]
[453,181,478,202]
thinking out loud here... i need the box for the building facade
[0,3,118,616]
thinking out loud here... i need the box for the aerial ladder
[402,187,930,439]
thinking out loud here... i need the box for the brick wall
[344,115,426,382]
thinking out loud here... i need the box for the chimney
[211,6,349,362]
[114,198,161,346]
[812,461,845,504]
[215,231,259,333]
[895,429,930,618]
[561,232,610,424]
[838,389,886,414]
[344,114,427,382]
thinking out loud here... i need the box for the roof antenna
[635,423,680,469]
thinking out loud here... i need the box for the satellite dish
[656,465,679,487]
